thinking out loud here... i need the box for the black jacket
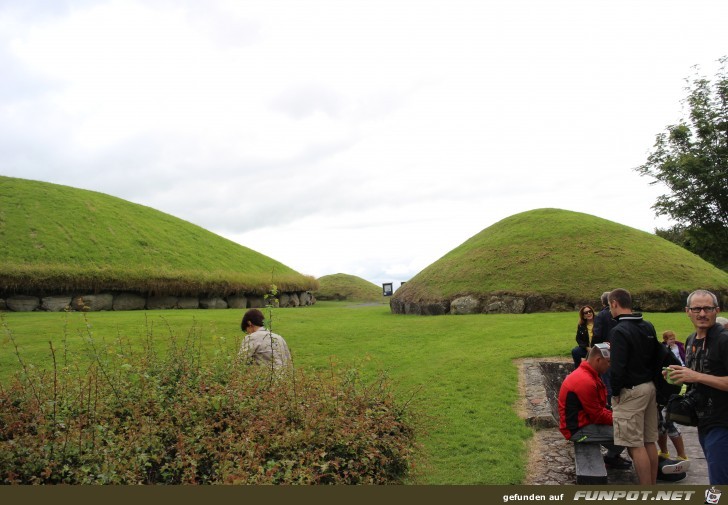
[591,306,617,346]
[685,323,728,434]
[575,324,590,348]
[609,313,660,397]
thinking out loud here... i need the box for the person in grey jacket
[239,308,292,369]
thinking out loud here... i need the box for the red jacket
[558,361,612,440]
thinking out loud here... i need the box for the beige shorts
[612,381,658,447]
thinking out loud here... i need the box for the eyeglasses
[687,306,718,314]
[583,310,593,315]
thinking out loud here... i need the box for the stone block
[177,297,200,309]
[113,293,146,311]
[146,295,179,310]
[72,294,114,312]
[7,295,40,312]
[226,295,247,309]
[247,296,265,308]
[450,296,481,315]
[279,293,291,307]
[299,291,312,306]
[200,297,228,309]
[41,296,71,312]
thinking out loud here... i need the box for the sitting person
[559,343,632,469]
[571,305,596,369]
[238,308,292,369]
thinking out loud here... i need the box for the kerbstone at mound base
[226,295,247,309]
[450,296,481,315]
[247,296,265,308]
[389,298,450,315]
[200,297,228,309]
[299,292,313,306]
[485,295,525,314]
[113,293,146,311]
[72,294,114,312]
[7,296,40,312]
[146,295,179,310]
[41,296,71,312]
[177,297,199,309]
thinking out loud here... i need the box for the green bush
[0,323,417,484]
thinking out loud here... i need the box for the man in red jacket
[558,343,631,469]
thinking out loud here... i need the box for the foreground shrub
[0,321,417,484]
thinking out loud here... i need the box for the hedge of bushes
[0,325,417,484]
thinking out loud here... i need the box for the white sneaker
[661,459,690,474]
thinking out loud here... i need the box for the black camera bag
[665,392,700,426]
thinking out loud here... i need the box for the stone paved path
[518,358,709,486]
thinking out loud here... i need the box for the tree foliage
[637,57,728,270]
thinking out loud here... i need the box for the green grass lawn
[0,303,698,484]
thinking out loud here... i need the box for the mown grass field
[0,302,698,484]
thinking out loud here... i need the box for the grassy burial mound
[391,208,728,315]
[315,273,382,302]
[0,176,317,307]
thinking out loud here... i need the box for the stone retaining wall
[0,291,316,312]
[391,289,728,315]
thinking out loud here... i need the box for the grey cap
[593,342,610,359]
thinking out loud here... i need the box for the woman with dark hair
[239,308,292,369]
[571,305,596,369]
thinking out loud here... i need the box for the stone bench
[574,442,608,484]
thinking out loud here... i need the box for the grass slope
[315,273,382,302]
[397,208,728,303]
[0,176,317,295]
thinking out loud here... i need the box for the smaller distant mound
[316,274,382,302]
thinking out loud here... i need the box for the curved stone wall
[390,289,728,315]
[0,290,316,312]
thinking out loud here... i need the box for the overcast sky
[1,1,726,288]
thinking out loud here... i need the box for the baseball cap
[594,342,610,359]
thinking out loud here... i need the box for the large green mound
[0,176,317,296]
[315,273,382,302]
[392,208,728,314]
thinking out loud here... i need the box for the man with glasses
[665,290,728,485]
[608,288,661,485]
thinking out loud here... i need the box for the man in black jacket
[609,288,660,485]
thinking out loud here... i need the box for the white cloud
[1,0,725,286]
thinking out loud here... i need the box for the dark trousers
[601,371,612,406]
[571,424,624,458]
[571,346,588,369]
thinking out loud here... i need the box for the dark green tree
[637,57,728,270]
